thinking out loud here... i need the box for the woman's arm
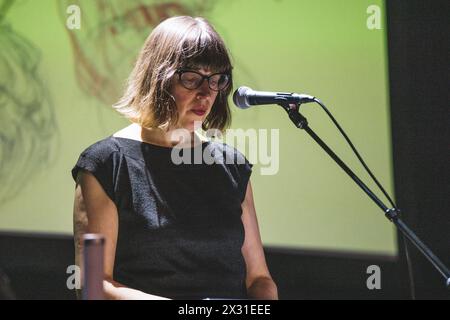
[73,171,169,300]
[241,180,278,300]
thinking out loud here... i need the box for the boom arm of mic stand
[280,103,450,290]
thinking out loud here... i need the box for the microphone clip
[279,102,308,129]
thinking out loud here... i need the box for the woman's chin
[182,119,204,132]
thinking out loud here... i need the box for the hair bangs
[179,24,232,73]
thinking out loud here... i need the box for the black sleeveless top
[71,136,252,299]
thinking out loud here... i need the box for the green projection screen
[0,0,396,255]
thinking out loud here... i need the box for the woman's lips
[191,109,206,116]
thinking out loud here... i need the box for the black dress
[71,136,253,299]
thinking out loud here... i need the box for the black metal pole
[284,105,450,289]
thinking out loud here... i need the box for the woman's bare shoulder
[112,123,141,140]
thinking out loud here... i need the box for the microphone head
[233,86,252,109]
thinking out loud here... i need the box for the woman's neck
[132,123,203,148]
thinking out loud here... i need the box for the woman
[72,16,278,300]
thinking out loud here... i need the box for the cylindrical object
[82,233,105,300]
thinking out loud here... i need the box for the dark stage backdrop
[386,0,450,299]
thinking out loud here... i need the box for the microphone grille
[233,86,252,109]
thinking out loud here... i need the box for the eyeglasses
[176,69,231,91]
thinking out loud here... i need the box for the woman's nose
[196,79,212,98]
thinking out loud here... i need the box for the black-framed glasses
[176,69,231,91]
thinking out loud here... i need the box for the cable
[311,97,416,299]
[402,234,416,299]
[313,98,396,209]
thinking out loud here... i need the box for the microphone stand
[281,102,450,291]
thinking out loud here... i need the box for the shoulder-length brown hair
[113,16,233,131]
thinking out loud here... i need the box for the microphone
[233,86,315,109]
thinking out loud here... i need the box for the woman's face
[170,67,219,132]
